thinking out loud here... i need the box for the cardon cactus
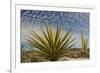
[81,32,88,53]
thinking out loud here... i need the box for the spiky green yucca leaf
[26,25,75,61]
[81,32,88,53]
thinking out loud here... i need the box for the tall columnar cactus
[81,32,88,53]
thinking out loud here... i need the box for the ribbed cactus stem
[81,32,88,53]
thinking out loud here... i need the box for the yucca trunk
[50,56,58,61]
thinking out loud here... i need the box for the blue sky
[21,10,90,49]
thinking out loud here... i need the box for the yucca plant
[81,31,88,53]
[26,25,75,61]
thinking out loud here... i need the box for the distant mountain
[21,42,31,51]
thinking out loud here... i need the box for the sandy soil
[59,57,89,61]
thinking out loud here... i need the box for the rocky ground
[21,48,89,63]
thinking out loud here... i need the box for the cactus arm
[81,32,84,52]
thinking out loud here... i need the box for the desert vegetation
[21,25,89,63]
